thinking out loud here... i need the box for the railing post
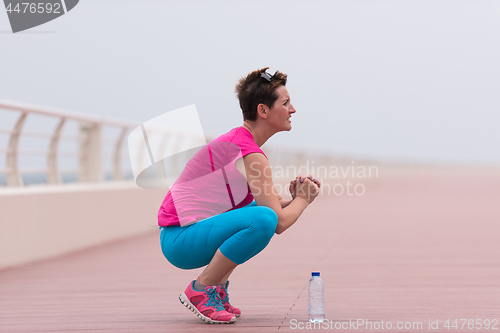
[47,117,66,184]
[113,127,127,180]
[6,112,27,187]
[79,122,102,182]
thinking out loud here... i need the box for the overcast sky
[1,0,499,167]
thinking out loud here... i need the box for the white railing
[0,99,138,187]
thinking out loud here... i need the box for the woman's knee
[251,206,278,239]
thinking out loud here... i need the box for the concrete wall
[0,182,166,269]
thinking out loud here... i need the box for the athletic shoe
[179,280,236,324]
[217,281,241,317]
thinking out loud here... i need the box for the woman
[158,67,320,324]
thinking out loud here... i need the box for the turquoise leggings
[160,201,278,269]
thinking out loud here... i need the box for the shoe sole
[179,292,236,324]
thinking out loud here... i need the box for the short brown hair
[235,67,288,121]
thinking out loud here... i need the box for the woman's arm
[237,154,293,208]
[277,194,293,208]
[243,153,319,234]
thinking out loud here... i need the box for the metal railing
[0,99,137,187]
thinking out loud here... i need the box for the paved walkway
[1,174,499,332]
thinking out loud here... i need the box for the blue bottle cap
[312,272,320,277]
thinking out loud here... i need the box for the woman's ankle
[195,277,218,290]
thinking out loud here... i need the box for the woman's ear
[257,104,268,119]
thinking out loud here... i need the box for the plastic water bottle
[308,272,325,322]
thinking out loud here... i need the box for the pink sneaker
[217,281,241,317]
[179,280,236,324]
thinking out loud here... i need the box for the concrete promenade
[1,173,499,332]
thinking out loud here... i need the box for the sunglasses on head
[256,70,277,89]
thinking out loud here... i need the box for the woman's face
[267,85,296,132]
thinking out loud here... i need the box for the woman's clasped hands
[289,174,321,204]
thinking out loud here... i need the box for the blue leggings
[160,201,278,269]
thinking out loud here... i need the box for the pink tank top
[158,126,267,227]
